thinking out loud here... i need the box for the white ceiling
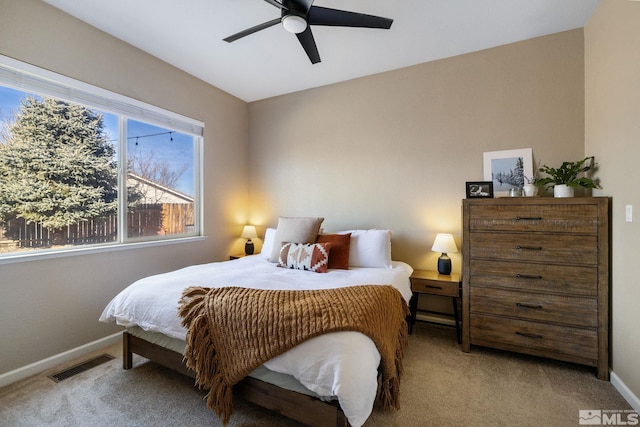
[43,0,599,102]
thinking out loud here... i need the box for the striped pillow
[278,242,331,273]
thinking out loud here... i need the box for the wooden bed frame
[122,331,350,427]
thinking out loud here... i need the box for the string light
[109,130,177,144]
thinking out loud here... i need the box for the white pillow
[260,228,276,259]
[339,229,392,268]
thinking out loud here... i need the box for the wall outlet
[626,205,633,222]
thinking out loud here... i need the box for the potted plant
[534,156,600,197]
[522,176,538,197]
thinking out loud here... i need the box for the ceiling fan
[223,0,394,64]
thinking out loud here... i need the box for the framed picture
[466,181,494,198]
[483,148,533,197]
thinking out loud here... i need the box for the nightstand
[409,270,461,343]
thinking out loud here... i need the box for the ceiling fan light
[282,15,307,34]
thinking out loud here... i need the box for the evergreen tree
[0,96,118,229]
[513,156,525,187]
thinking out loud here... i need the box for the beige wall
[248,30,586,273]
[585,0,640,403]
[0,0,248,374]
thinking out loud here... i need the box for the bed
[100,221,413,427]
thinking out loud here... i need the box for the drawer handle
[515,274,543,280]
[515,216,542,221]
[516,303,543,310]
[516,331,543,339]
[424,285,443,290]
[515,245,542,251]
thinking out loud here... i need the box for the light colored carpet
[0,323,631,426]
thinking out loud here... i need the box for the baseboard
[611,371,640,413]
[0,332,121,388]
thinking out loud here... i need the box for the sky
[126,119,195,196]
[0,86,195,196]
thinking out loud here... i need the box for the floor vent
[48,354,115,383]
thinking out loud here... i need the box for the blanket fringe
[378,310,409,410]
[179,286,235,424]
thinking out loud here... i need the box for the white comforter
[99,255,413,427]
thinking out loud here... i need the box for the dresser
[462,197,610,380]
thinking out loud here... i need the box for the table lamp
[431,233,458,275]
[241,225,258,255]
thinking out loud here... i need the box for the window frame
[0,55,205,263]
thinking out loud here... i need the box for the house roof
[128,173,194,204]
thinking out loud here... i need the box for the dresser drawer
[470,287,597,327]
[470,314,598,363]
[469,233,597,265]
[469,259,598,296]
[468,204,599,233]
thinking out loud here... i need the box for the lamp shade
[431,233,458,254]
[240,225,258,239]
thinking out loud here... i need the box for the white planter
[554,184,574,198]
[523,184,538,197]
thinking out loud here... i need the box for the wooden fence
[0,203,194,251]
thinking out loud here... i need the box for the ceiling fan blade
[295,27,321,64]
[223,18,282,43]
[262,0,288,10]
[308,6,393,29]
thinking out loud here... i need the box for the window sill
[0,236,206,265]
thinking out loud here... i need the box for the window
[0,56,203,258]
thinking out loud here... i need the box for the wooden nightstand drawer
[411,275,459,297]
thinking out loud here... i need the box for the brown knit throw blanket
[178,284,409,425]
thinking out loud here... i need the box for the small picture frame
[466,181,494,198]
